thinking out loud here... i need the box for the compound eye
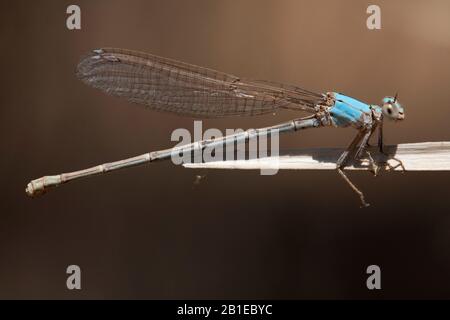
[385,104,393,115]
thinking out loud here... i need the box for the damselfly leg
[377,124,406,172]
[336,129,373,207]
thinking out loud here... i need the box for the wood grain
[183,142,450,171]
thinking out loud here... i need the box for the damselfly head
[382,96,404,121]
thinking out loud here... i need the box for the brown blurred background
[1,0,450,299]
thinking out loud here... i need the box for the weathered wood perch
[183,142,450,171]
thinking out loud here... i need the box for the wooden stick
[183,142,450,171]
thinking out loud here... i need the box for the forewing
[77,48,325,117]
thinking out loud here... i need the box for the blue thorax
[329,92,378,128]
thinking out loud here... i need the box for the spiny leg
[385,157,406,172]
[377,123,406,173]
[337,168,369,207]
[365,124,378,148]
[355,123,379,160]
[336,130,365,168]
[336,129,371,207]
[355,126,381,176]
[365,150,380,176]
[378,122,384,153]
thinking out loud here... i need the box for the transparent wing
[77,48,326,118]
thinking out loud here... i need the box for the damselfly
[26,48,405,206]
